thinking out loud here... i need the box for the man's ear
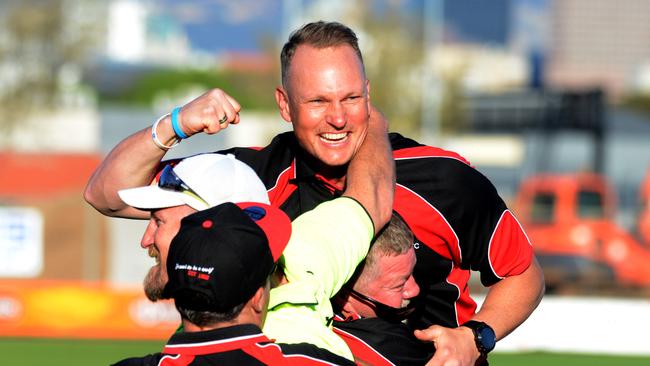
[250,286,267,314]
[275,86,292,123]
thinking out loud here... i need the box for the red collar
[163,324,271,355]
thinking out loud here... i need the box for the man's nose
[326,102,346,129]
[140,220,156,248]
[404,276,420,299]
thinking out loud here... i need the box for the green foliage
[439,70,468,134]
[358,2,425,137]
[99,69,279,111]
[620,93,650,117]
[0,0,99,134]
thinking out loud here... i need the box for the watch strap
[462,320,496,355]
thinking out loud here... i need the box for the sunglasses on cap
[346,287,416,323]
[158,164,209,206]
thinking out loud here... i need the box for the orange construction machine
[637,170,650,246]
[515,173,650,290]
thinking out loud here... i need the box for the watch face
[478,327,496,351]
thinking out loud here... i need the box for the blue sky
[155,0,282,52]
[154,0,548,53]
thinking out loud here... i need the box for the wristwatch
[462,320,496,356]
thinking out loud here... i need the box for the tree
[438,64,467,134]
[0,0,99,138]
[355,1,425,136]
[621,93,650,119]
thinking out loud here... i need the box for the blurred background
[1,0,649,364]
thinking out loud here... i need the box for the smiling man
[85,21,544,366]
[276,41,369,173]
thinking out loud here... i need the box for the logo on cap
[175,263,214,281]
[243,206,267,221]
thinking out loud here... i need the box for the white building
[105,0,211,67]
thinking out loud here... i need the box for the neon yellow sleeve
[281,196,374,298]
[263,197,373,360]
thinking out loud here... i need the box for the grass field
[2,338,649,365]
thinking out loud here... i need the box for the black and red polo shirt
[331,313,434,366]
[215,132,532,329]
[112,324,354,366]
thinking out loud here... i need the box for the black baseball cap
[163,202,292,312]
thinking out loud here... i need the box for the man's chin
[144,286,164,302]
[314,152,353,170]
[143,270,166,301]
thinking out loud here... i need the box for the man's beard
[143,265,166,301]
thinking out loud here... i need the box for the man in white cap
[113,201,357,365]
[111,110,393,361]
[117,153,270,302]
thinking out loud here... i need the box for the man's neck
[302,152,348,190]
[181,314,261,332]
[181,319,238,332]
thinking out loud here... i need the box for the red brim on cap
[236,202,292,262]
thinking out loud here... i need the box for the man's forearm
[414,257,544,366]
[84,119,174,218]
[84,89,242,218]
[472,257,545,340]
[343,107,395,234]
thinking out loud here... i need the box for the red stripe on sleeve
[488,210,534,278]
[394,184,461,263]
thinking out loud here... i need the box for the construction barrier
[0,280,178,340]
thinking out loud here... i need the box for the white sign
[0,207,43,277]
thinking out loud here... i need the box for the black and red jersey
[112,324,354,366]
[331,313,434,366]
[218,131,533,329]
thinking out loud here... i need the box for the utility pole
[420,0,443,142]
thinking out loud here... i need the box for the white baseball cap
[118,153,269,211]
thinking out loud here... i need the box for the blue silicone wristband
[171,107,188,139]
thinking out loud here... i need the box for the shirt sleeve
[394,155,533,286]
[263,197,373,360]
[281,196,374,298]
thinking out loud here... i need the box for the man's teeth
[321,133,347,141]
